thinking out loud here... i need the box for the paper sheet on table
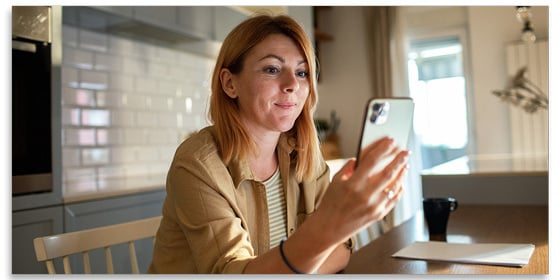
[392,241,535,267]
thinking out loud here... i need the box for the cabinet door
[133,6,177,30]
[64,190,166,273]
[177,6,213,39]
[214,7,247,41]
[92,6,134,18]
[12,206,64,274]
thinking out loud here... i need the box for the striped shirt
[262,167,287,248]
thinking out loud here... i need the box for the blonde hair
[209,14,322,181]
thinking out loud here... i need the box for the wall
[467,6,548,155]
[316,6,549,158]
[315,7,373,157]
[60,25,214,197]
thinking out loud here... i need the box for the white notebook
[392,241,535,267]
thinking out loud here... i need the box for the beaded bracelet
[279,240,304,274]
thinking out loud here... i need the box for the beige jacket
[148,126,330,273]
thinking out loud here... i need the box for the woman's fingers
[354,137,399,182]
[331,158,356,182]
[364,150,409,197]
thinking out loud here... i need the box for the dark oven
[12,6,53,195]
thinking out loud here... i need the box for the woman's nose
[282,72,300,93]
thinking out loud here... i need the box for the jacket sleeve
[314,161,331,209]
[167,158,255,273]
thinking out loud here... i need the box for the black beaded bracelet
[279,240,304,274]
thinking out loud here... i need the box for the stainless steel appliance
[12,6,53,195]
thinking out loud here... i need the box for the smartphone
[356,97,414,167]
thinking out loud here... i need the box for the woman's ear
[219,68,238,99]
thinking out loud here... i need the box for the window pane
[408,37,469,169]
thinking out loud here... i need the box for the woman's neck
[246,128,281,181]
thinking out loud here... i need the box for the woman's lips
[275,102,296,109]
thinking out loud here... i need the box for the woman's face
[223,34,310,136]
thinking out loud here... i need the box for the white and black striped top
[262,168,287,248]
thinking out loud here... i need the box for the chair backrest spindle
[82,251,91,273]
[33,216,162,274]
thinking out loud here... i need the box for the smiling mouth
[275,103,297,109]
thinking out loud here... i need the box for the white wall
[315,7,373,158]
[467,6,548,155]
[316,6,549,158]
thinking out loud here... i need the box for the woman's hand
[310,137,410,247]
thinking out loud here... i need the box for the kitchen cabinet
[177,6,214,39]
[132,6,178,32]
[63,190,166,273]
[90,6,133,18]
[12,206,64,274]
[214,6,247,42]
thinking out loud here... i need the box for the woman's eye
[264,67,280,74]
[296,70,309,78]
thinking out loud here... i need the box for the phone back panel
[358,98,414,158]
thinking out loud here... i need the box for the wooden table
[344,205,548,274]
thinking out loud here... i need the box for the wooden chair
[33,216,162,274]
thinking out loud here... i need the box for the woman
[149,14,409,274]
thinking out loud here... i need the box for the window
[408,37,469,169]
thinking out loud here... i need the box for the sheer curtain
[355,6,422,248]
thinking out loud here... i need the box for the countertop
[421,154,548,177]
[63,175,166,204]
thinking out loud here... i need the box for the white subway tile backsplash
[149,163,170,175]
[65,128,96,146]
[62,25,78,47]
[96,128,122,145]
[62,24,216,196]
[64,179,97,194]
[111,111,135,126]
[82,148,110,165]
[109,73,134,91]
[146,96,168,111]
[80,70,108,90]
[79,29,108,52]
[157,80,178,96]
[111,147,137,163]
[62,148,81,167]
[62,67,79,88]
[109,36,134,55]
[125,164,151,177]
[136,111,158,127]
[94,53,123,72]
[123,128,147,145]
[156,47,176,63]
[134,77,158,93]
[125,94,146,109]
[122,57,148,75]
[136,147,159,161]
[158,113,177,128]
[147,129,170,144]
[64,167,96,181]
[98,166,127,179]
[81,109,111,127]
[148,61,168,77]
[159,145,177,161]
[62,108,81,126]
[63,47,94,69]
[62,88,96,107]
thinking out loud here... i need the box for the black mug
[423,197,458,241]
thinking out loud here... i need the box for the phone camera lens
[372,103,382,111]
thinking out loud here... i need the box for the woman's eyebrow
[258,54,307,65]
